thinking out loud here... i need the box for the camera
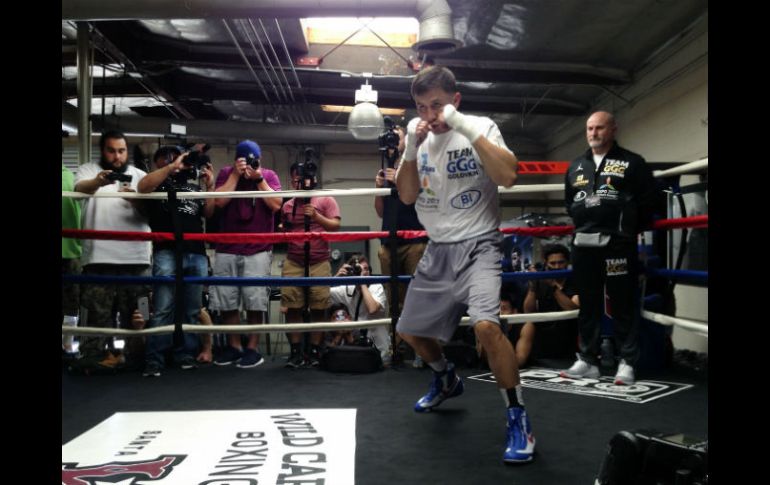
[291,147,319,190]
[245,153,260,170]
[596,429,707,485]
[182,143,211,170]
[378,116,401,152]
[344,257,363,277]
[106,172,133,183]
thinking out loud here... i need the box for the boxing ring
[62,158,708,484]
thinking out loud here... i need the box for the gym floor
[62,356,708,484]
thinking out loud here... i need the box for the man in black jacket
[561,111,659,385]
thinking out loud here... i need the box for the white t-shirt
[329,283,391,358]
[412,116,512,242]
[75,162,152,265]
[329,283,387,321]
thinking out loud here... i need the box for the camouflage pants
[79,263,150,361]
[62,258,81,317]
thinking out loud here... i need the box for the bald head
[586,111,617,154]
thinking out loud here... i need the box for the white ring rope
[62,308,709,338]
[63,184,567,200]
[652,158,708,178]
[62,157,708,338]
[641,310,708,337]
[62,157,708,200]
[61,310,581,337]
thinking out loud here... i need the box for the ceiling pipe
[241,19,286,106]
[81,112,361,144]
[254,18,309,124]
[275,18,316,124]
[252,19,291,103]
[221,19,276,113]
[62,0,460,55]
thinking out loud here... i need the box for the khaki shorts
[378,242,427,313]
[281,259,331,310]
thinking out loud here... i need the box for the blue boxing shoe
[414,362,464,412]
[503,406,536,463]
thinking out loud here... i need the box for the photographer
[281,157,341,368]
[374,124,428,366]
[136,145,216,376]
[519,244,580,365]
[73,130,151,373]
[212,140,282,369]
[329,255,390,365]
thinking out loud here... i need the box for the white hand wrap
[402,117,421,162]
[443,104,482,143]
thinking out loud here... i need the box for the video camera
[181,143,212,170]
[596,429,707,485]
[162,143,211,187]
[378,116,401,152]
[292,147,319,190]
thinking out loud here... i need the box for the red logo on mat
[61,455,185,485]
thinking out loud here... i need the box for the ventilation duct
[62,0,461,56]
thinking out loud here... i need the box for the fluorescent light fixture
[322,105,405,116]
[169,123,187,136]
[302,17,418,47]
[67,96,170,116]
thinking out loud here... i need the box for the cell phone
[119,180,132,190]
[137,296,150,322]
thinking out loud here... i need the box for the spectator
[519,244,580,366]
[137,145,216,376]
[73,130,151,372]
[374,125,428,366]
[281,159,341,368]
[212,140,282,368]
[329,255,390,365]
[62,163,82,356]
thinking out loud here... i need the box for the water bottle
[600,337,615,368]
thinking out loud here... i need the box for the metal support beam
[76,22,92,165]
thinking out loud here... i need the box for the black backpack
[320,292,383,373]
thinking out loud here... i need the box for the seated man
[518,244,580,365]
[329,255,390,364]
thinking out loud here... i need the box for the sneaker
[412,355,425,369]
[97,351,125,370]
[176,354,198,370]
[614,359,635,385]
[237,349,265,368]
[414,362,464,413]
[68,352,121,375]
[503,407,536,464]
[306,347,322,368]
[285,352,306,369]
[214,346,243,366]
[142,360,162,378]
[560,354,600,379]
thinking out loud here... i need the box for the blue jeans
[146,250,207,365]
